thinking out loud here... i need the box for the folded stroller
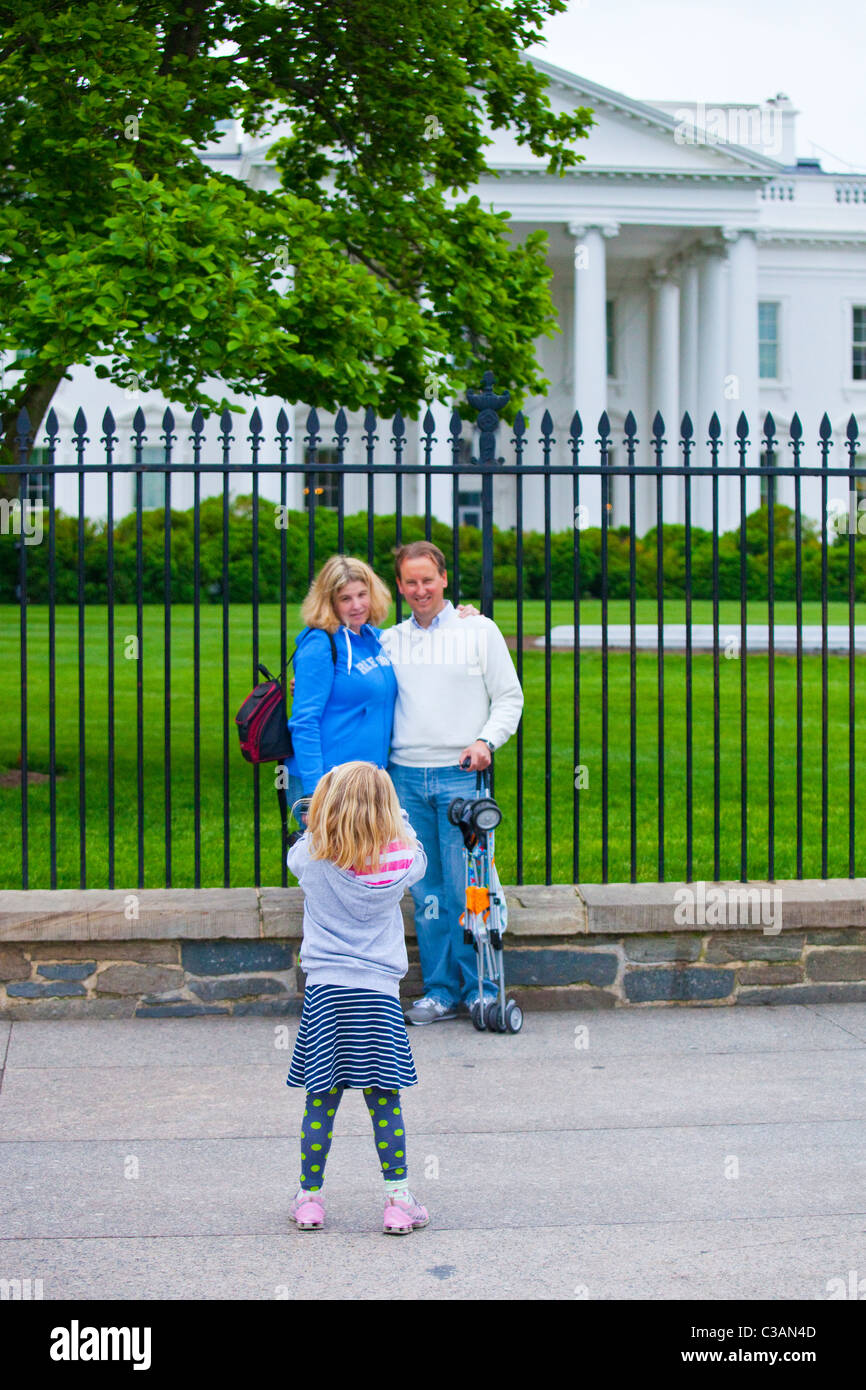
[448,768,523,1033]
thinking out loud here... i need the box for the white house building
[8,55,866,539]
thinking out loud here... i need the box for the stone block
[259,887,306,939]
[738,983,866,1006]
[134,1003,232,1017]
[189,976,290,1001]
[504,886,586,935]
[624,935,702,962]
[0,945,30,981]
[27,941,181,963]
[509,986,616,1011]
[624,967,734,1003]
[735,964,804,987]
[0,888,260,940]
[36,962,96,981]
[503,949,619,987]
[95,965,184,996]
[803,930,866,946]
[705,933,804,964]
[233,998,303,1016]
[181,940,294,976]
[805,949,866,983]
[6,981,87,998]
[0,996,137,1020]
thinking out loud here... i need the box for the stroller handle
[459,756,490,795]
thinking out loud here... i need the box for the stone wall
[1,880,866,1019]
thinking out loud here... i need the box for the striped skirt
[286,983,418,1093]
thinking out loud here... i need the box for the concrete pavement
[1,1003,866,1300]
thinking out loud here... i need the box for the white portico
[15,56,866,544]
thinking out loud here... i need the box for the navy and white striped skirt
[286,984,418,1093]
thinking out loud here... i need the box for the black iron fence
[2,374,866,891]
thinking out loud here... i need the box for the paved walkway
[1,1003,865,1300]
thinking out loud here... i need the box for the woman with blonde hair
[286,553,475,808]
[286,555,396,804]
[286,760,430,1235]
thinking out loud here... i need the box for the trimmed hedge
[1,497,862,603]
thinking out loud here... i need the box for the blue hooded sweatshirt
[287,624,397,795]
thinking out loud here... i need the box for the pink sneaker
[290,1191,325,1231]
[383,1192,429,1235]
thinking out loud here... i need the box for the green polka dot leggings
[300,1085,407,1192]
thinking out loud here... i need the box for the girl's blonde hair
[306,761,416,872]
[300,555,392,634]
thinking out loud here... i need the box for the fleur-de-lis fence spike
[467,371,509,465]
[73,408,89,463]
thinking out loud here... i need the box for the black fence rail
[2,374,865,891]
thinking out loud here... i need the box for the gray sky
[529,0,866,172]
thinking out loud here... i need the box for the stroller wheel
[483,997,504,1032]
[505,999,524,1033]
[470,1000,486,1031]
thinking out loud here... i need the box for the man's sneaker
[290,1191,325,1231]
[404,996,458,1026]
[383,1192,430,1235]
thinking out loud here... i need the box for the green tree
[0,0,594,480]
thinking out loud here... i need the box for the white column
[678,260,699,434]
[568,221,619,530]
[650,269,681,527]
[696,240,728,531]
[724,227,760,527]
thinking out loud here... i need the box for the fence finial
[467,371,509,465]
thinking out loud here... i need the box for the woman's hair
[300,555,392,633]
[305,761,416,872]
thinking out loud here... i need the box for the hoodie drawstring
[343,625,353,673]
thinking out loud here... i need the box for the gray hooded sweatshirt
[287,829,427,999]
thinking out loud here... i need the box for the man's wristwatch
[479,738,495,752]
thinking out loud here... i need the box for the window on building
[136,446,166,510]
[458,490,482,528]
[606,300,616,379]
[758,302,780,379]
[759,447,777,508]
[853,307,866,380]
[303,447,340,509]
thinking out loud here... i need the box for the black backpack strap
[291,628,338,667]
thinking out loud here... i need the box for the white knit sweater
[379,607,524,767]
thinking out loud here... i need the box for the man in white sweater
[379,541,524,1024]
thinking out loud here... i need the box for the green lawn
[2,601,864,889]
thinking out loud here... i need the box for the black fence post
[467,371,509,618]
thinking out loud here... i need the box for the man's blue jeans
[388,761,497,1006]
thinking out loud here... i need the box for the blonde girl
[286,760,430,1235]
